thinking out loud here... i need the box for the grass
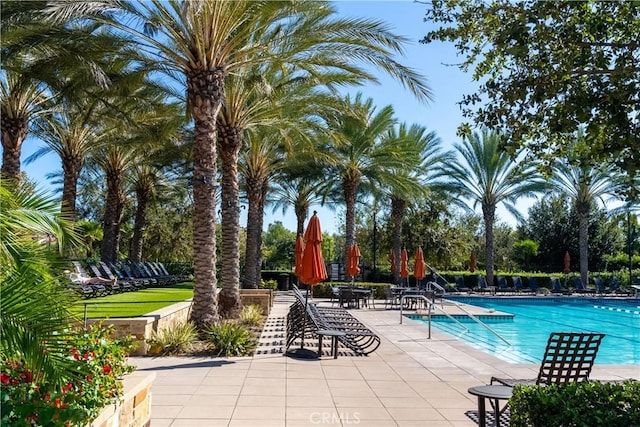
[71,282,194,319]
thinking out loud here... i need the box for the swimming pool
[408,296,640,365]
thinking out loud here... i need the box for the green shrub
[205,321,257,357]
[261,279,278,291]
[147,321,198,356]
[239,305,264,328]
[510,380,640,427]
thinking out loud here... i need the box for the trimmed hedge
[510,380,640,427]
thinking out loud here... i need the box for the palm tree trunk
[482,203,496,289]
[61,154,82,219]
[1,116,27,182]
[390,195,406,283]
[218,123,242,319]
[343,177,358,268]
[131,187,150,263]
[295,202,307,237]
[244,175,264,289]
[187,69,224,330]
[101,171,124,263]
[577,203,590,286]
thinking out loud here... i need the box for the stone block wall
[90,371,155,427]
[240,289,273,315]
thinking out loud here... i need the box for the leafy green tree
[513,239,539,272]
[521,194,623,273]
[262,222,296,270]
[421,0,640,177]
[445,130,548,287]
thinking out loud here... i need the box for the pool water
[409,297,640,365]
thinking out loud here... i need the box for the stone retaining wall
[90,371,155,427]
[84,291,272,355]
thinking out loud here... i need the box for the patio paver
[131,291,638,427]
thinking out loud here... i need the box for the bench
[286,285,381,357]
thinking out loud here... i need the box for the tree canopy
[421,0,640,177]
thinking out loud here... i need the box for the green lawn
[72,282,194,319]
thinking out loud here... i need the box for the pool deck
[131,292,639,427]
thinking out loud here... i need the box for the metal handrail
[399,294,469,339]
[449,301,511,346]
[399,295,511,347]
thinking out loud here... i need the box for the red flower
[102,365,112,375]
[1,373,10,384]
[24,370,33,382]
[66,383,73,390]
[86,375,93,382]
[54,398,62,408]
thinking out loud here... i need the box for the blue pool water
[408,297,640,365]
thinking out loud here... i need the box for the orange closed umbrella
[290,212,327,359]
[414,246,426,281]
[469,253,477,273]
[294,235,305,279]
[563,251,570,274]
[347,243,361,279]
[400,248,409,286]
[300,212,328,286]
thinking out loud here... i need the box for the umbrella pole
[300,286,309,349]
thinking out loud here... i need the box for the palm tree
[550,139,622,286]
[0,181,80,385]
[320,93,424,267]
[271,176,325,238]
[0,70,50,181]
[27,101,98,219]
[380,123,451,283]
[129,164,167,262]
[1,1,126,183]
[47,0,431,328]
[446,130,548,288]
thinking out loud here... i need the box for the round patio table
[467,385,513,427]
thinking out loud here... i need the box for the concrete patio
[131,292,638,427]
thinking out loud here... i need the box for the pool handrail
[448,301,511,346]
[399,294,469,339]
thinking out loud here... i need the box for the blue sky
[16,1,529,234]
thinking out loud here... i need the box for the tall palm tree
[48,0,431,328]
[380,123,451,283]
[550,139,622,286]
[1,1,126,182]
[320,93,424,266]
[27,101,98,219]
[446,130,548,288]
[271,176,325,238]
[129,164,167,262]
[95,144,135,263]
[0,70,50,181]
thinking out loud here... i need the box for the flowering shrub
[1,324,135,426]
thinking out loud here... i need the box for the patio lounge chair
[454,276,470,293]
[572,277,596,295]
[496,276,513,294]
[526,277,540,294]
[512,276,533,293]
[550,277,570,295]
[491,332,605,386]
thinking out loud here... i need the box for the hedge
[510,380,640,427]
